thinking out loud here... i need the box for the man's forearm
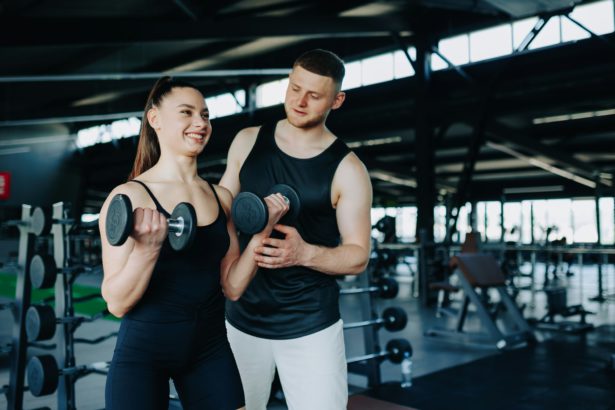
[301,243,369,276]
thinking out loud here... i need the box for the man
[220,49,372,410]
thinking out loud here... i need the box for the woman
[98,77,287,410]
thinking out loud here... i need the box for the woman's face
[149,87,212,157]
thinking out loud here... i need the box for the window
[470,24,513,62]
[361,53,394,86]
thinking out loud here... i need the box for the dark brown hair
[293,49,345,88]
[128,76,200,180]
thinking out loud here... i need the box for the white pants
[226,320,348,410]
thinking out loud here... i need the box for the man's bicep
[336,161,373,248]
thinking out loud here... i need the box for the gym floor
[1,261,614,410]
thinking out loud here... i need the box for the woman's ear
[147,107,160,130]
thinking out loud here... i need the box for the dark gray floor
[1,261,614,409]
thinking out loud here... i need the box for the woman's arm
[99,185,168,317]
[217,186,288,301]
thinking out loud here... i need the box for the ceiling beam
[485,122,611,188]
[0,17,410,47]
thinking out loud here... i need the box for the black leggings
[106,317,244,410]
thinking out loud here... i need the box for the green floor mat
[0,271,117,321]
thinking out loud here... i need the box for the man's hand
[254,224,312,269]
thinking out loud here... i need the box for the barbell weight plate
[31,207,52,237]
[29,253,57,290]
[386,338,412,364]
[378,277,399,299]
[106,194,133,246]
[231,192,268,235]
[27,355,59,397]
[382,306,408,332]
[268,184,301,226]
[26,305,56,342]
[168,202,197,251]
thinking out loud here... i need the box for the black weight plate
[382,307,407,332]
[29,253,57,289]
[386,338,412,364]
[378,277,399,299]
[27,355,59,397]
[106,194,133,246]
[268,184,301,226]
[26,305,56,342]
[169,202,197,251]
[31,207,52,237]
[231,192,268,235]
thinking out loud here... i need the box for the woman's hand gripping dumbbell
[105,194,197,251]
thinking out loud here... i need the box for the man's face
[284,65,345,129]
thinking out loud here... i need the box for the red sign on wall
[0,172,10,200]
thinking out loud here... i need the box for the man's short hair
[293,49,345,87]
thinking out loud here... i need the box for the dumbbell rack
[346,269,383,387]
[49,202,78,410]
[7,204,36,410]
[6,202,78,410]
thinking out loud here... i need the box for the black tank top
[226,121,351,339]
[126,180,230,325]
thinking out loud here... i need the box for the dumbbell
[27,355,109,397]
[231,184,301,235]
[29,253,100,289]
[347,338,413,365]
[25,304,109,342]
[343,307,407,332]
[106,194,196,251]
[340,277,399,299]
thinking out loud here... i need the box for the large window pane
[256,79,285,107]
[599,197,614,244]
[565,0,615,40]
[529,17,561,50]
[503,202,522,242]
[572,199,598,243]
[470,24,513,61]
[513,17,540,50]
[485,201,502,241]
[435,34,470,70]
[362,53,394,86]
[394,48,416,78]
[342,61,362,90]
[545,199,573,244]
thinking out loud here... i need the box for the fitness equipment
[343,307,407,332]
[2,206,71,237]
[231,184,301,234]
[347,338,412,365]
[340,277,399,299]
[29,253,101,289]
[106,194,196,251]
[26,355,109,397]
[25,304,109,342]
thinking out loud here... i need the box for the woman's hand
[131,207,168,251]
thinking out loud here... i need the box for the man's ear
[331,91,346,110]
[147,107,160,130]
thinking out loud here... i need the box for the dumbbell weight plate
[382,306,407,332]
[31,207,52,237]
[27,355,59,397]
[26,305,56,342]
[29,253,58,289]
[378,277,399,299]
[268,184,300,226]
[386,338,412,364]
[231,192,268,235]
[168,202,197,251]
[106,194,133,246]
